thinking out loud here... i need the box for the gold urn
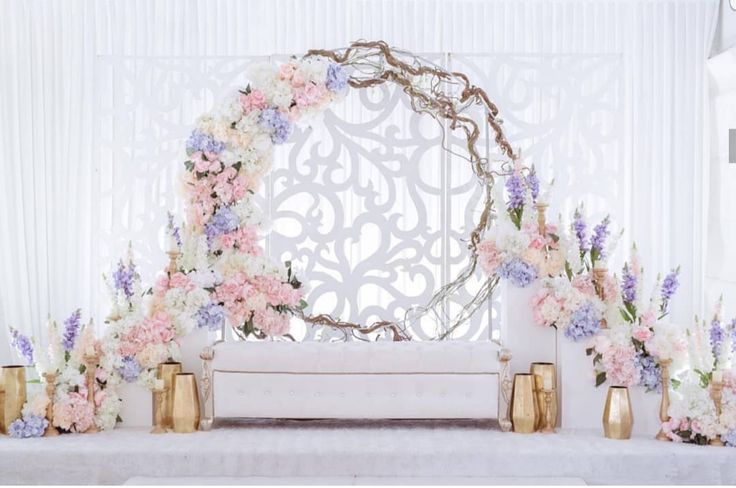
[530,362,557,429]
[602,386,633,440]
[510,373,538,433]
[171,373,200,433]
[156,361,182,429]
[1,365,27,434]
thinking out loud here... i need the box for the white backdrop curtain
[0,0,718,363]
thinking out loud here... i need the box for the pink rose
[169,272,195,292]
[477,240,501,276]
[632,326,653,342]
[279,63,297,81]
[240,90,267,113]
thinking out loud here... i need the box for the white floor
[1,419,733,485]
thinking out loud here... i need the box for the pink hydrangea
[477,240,501,276]
[253,308,290,336]
[53,392,94,433]
[240,90,267,113]
[632,326,653,342]
[600,342,639,387]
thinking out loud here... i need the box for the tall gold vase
[0,366,27,434]
[156,361,182,429]
[603,386,633,439]
[510,373,538,433]
[172,373,200,433]
[530,362,557,429]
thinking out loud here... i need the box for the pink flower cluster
[53,392,95,433]
[215,273,303,336]
[594,336,639,387]
[118,311,175,368]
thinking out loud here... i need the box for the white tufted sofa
[199,341,512,431]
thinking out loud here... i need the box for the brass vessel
[1,366,27,434]
[510,373,538,433]
[655,359,671,441]
[156,361,182,429]
[530,362,557,429]
[603,386,633,439]
[171,373,200,433]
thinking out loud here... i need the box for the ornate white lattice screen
[94,52,623,341]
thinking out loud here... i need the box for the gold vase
[510,373,538,433]
[530,362,557,430]
[0,366,27,434]
[156,361,182,429]
[603,386,633,439]
[171,373,200,433]
[655,359,671,441]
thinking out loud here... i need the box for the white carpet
[0,419,733,485]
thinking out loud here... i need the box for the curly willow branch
[300,40,519,342]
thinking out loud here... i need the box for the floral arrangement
[478,168,568,288]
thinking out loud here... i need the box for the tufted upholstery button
[237,389,245,396]
[391,393,397,398]
[339,392,346,398]
[289,390,295,396]
[314,392,320,397]
[416,392,423,398]
[465,392,472,398]
[440,392,446,398]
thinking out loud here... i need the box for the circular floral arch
[176,40,522,343]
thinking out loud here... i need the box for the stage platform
[1,419,733,485]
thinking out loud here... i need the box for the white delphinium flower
[299,56,329,84]
[95,390,121,431]
[218,97,244,125]
[247,62,279,90]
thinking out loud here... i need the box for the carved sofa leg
[498,348,513,432]
[199,346,215,431]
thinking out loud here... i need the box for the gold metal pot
[530,362,557,430]
[1,366,27,434]
[171,373,200,433]
[510,373,538,433]
[603,386,633,440]
[156,361,182,429]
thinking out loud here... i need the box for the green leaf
[232,161,242,172]
[586,347,594,356]
[184,160,194,172]
[26,379,42,384]
[298,299,308,310]
[671,378,681,390]
[595,372,607,387]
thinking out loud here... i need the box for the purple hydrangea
[498,258,537,288]
[112,260,137,300]
[526,170,540,202]
[505,174,525,211]
[711,319,725,359]
[9,327,34,365]
[204,206,240,245]
[61,309,82,352]
[325,63,349,92]
[722,429,736,447]
[572,209,588,252]
[660,268,680,313]
[621,263,637,304]
[8,415,48,438]
[730,319,736,354]
[186,130,225,154]
[118,356,142,383]
[590,216,611,258]
[564,302,602,341]
[635,353,662,392]
[259,107,293,145]
[196,303,226,331]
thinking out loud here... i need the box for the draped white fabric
[0,0,719,363]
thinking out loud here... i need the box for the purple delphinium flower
[259,107,293,145]
[204,206,240,246]
[8,327,34,365]
[710,319,725,359]
[61,309,82,352]
[572,208,588,252]
[498,258,538,288]
[564,302,602,341]
[505,174,525,211]
[590,215,611,259]
[196,303,226,331]
[660,268,680,314]
[526,170,540,203]
[635,353,662,392]
[186,130,225,154]
[167,212,182,248]
[730,319,736,354]
[325,63,349,92]
[118,356,142,383]
[112,260,137,300]
[722,429,736,447]
[621,263,637,304]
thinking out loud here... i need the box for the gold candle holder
[530,362,557,430]
[172,373,200,433]
[510,373,538,434]
[151,387,167,434]
[541,389,555,434]
[83,354,100,433]
[709,378,725,447]
[167,250,180,278]
[42,372,59,437]
[603,386,633,439]
[156,361,182,429]
[534,202,548,237]
[655,359,672,441]
[1,365,27,434]
[592,267,608,328]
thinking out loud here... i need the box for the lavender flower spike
[505,173,525,211]
[572,207,588,252]
[526,167,540,203]
[61,309,82,352]
[8,326,34,365]
[621,263,637,304]
[590,215,611,258]
[660,266,680,313]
